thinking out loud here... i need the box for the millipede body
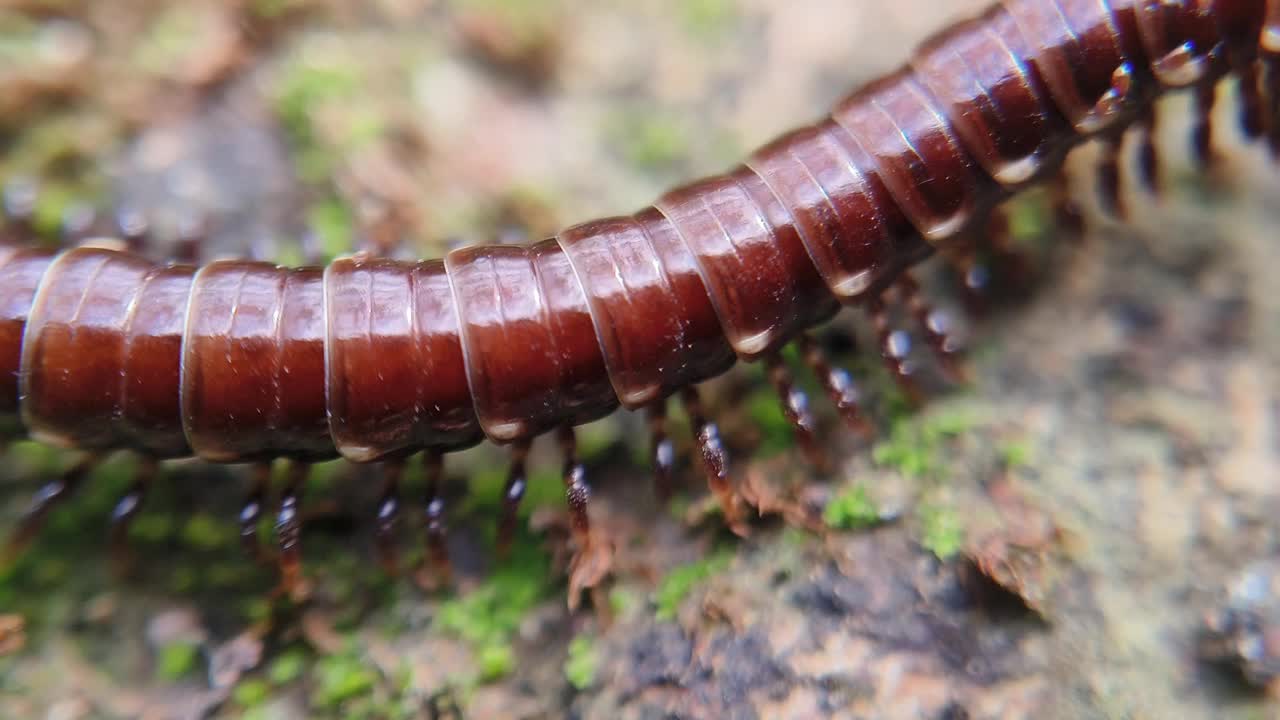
[1,0,1278,583]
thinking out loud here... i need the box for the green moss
[1006,193,1050,242]
[781,527,812,548]
[678,0,738,40]
[823,485,879,530]
[1000,441,1034,469]
[746,387,795,455]
[206,562,251,588]
[127,513,175,544]
[242,597,273,625]
[268,647,308,685]
[274,61,359,141]
[461,464,566,518]
[575,417,619,463]
[30,183,77,239]
[478,643,515,682]
[233,679,271,707]
[435,538,552,682]
[306,199,354,261]
[608,587,639,618]
[564,634,599,691]
[0,18,39,65]
[249,0,306,19]
[654,551,731,621]
[872,409,972,481]
[132,7,206,75]
[918,504,964,560]
[3,439,63,475]
[168,566,197,593]
[272,50,373,188]
[180,513,237,551]
[607,111,690,173]
[314,651,377,708]
[156,641,201,681]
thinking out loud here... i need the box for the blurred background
[1,1,1279,718]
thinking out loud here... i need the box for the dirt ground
[1,1,1279,718]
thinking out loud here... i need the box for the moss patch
[654,550,732,621]
[564,634,599,690]
[313,649,377,708]
[823,485,879,530]
[872,408,973,481]
[918,504,964,560]
[155,641,201,681]
[435,537,553,682]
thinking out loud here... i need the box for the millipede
[1,0,1278,605]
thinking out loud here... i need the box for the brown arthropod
[1,0,1277,602]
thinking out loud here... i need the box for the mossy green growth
[654,550,732,621]
[679,0,738,40]
[233,679,271,707]
[249,0,306,20]
[435,537,553,682]
[127,513,176,544]
[274,59,359,141]
[564,634,599,691]
[918,504,964,560]
[306,199,354,261]
[1000,441,1034,469]
[133,6,208,75]
[575,417,619,463]
[608,587,639,618]
[30,182,79,239]
[1006,192,1050,242]
[477,644,515,682]
[1,439,62,476]
[461,464,566,518]
[746,387,796,455]
[872,409,972,481]
[314,649,377,708]
[607,111,690,173]
[180,512,237,551]
[156,641,201,681]
[268,647,308,685]
[823,485,879,530]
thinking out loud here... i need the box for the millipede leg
[1136,104,1159,194]
[496,439,531,557]
[108,455,159,571]
[797,333,872,438]
[115,206,151,255]
[374,458,404,575]
[1050,169,1085,238]
[976,209,1009,298]
[895,273,963,382]
[3,453,101,562]
[557,426,592,554]
[647,400,676,503]
[1265,53,1280,157]
[1096,131,1124,218]
[681,385,744,533]
[951,242,991,313]
[1236,58,1265,140]
[868,295,921,405]
[764,352,825,468]
[1193,80,1218,168]
[173,213,206,264]
[558,424,613,609]
[421,451,452,583]
[275,461,309,596]
[239,463,272,562]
